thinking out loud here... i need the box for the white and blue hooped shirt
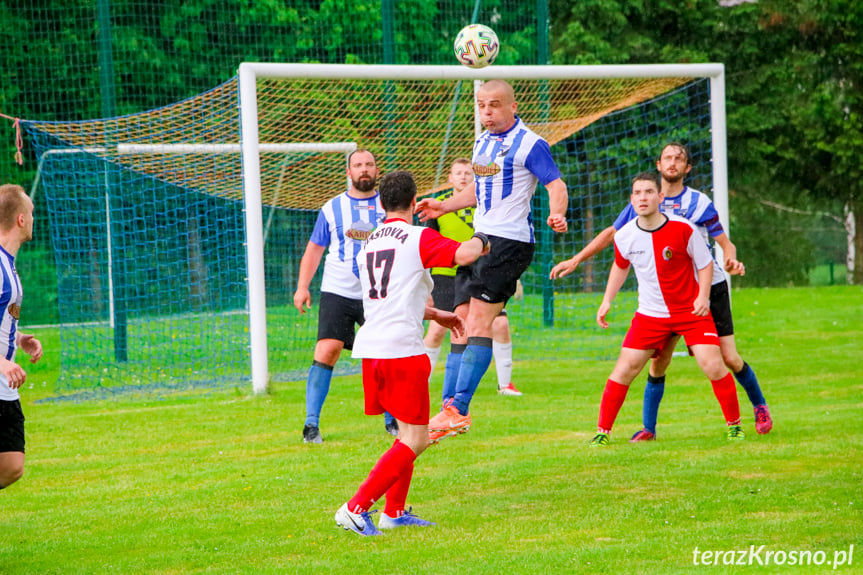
[310,191,386,300]
[471,116,562,244]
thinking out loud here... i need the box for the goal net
[23,64,726,396]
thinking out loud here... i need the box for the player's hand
[724,258,745,276]
[415,198,444,222]
[17,334,42,364]
[596,301,611,329]
[547,214,568,233]
[432,310,466,339]
[293,288,312,314]
[513,279,524,301]
[0,357,26,389]
[692,295,710,316]
[550,257,579,279]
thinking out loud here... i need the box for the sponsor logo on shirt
[473,153,501,177]
[346,220,375,241]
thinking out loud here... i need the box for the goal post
[238,63,729,395]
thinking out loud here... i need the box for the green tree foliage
[551,0,859,285]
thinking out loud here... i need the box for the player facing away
[334,170,488,535]
[416,80,568,441]
[293,149,396,444]
[586,172,744,446]
[423,158,521,417]
[0,184,44,491]
[551,142,771,439]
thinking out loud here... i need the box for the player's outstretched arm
[425,307,466,339]
[597,263,629,328]
[416,182,478,223]
[545,178,568,233]
[714,233,745,276]
[550,225,616,279]
[293,241,326,314]
[16,333,42,364]
[453,233,489,266]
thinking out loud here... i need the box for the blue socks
[451,337,494,416]
[305,360,334,427]
[734,361,766,407]
[642,374,665,434]
[441,344,466,404]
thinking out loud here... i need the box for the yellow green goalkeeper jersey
[428,190,475,276]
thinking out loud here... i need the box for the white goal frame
[238,63,729,395]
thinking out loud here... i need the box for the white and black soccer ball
[453,24,500,69]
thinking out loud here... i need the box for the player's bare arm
[16,333,42,364]
[425,306,466,339]
[545,178,568,233]
[550,225,616,279]
[597,263,629,329]
[415,182,478,222]
[293,241,326,313]
[714,233,745,276]
[453,234,490,266]
[692,263,713,316]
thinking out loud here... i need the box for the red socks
[348,440,417,513]
[597,379,630,433]
[383,461,414,518]
[711,373,741,425]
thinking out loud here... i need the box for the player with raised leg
[423,159,522,416]
[581,172,744,446]
[551,142,771,439]
[334,171,488,535]
[416,80,568,443]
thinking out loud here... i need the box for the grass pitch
[2,286,861,574]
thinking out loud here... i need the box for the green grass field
[2,286,861,574]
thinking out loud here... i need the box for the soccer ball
[453,24,499,69]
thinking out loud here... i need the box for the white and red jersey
[352,218,461,359]
[614,214,714,318]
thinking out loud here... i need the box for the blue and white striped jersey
[472,117,562,243]
[613,186,726,285]
[309,191,386,300]
[0,246,22,401]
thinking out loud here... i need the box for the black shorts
[431,267,473,312]
[317,291,364,350]
[0,400,25,453]
[709,280,735,337]
[466,235,535,305]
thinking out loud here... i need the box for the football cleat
[335,503,382,536]
[385,419,399,438]
[589,432,610,447]
[726,424,745,441]
[428,405,471,434]
[379,507,435,529]
[754,404,773,434]
[428,427,458,445]
[302,424,323,444]
[629,429,656,442]
[497,382,523,396]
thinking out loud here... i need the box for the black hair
[631,171,661,191]
[379,170,417,211]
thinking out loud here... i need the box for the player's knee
[700,359,727,380]
[722,350,744,373]
[0,463,24,488]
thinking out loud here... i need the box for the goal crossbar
[238,63,729,395]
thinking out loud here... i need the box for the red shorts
[622,312,720,353]
[362,355,431,426]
